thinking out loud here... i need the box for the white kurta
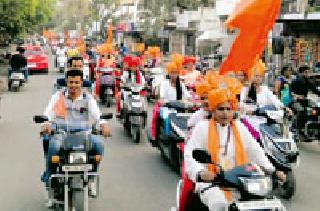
[181,70,201,85]
[240,85,284,132]
[184,120,275,210]
[187,108,208,128]
[159,80,190,102]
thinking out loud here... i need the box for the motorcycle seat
[168,113,190,131]
[260,123,281,139]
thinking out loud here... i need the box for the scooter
[291,95,319,142]
[56,52,67,73]
[252,105,300,199]
[8,67,26,92]
[172,150,286,211]
[120,83,147,143]
[153,100,198,171]
[34,114,112,211]
[99,67,115,107]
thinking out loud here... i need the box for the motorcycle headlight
[240,177,272,196]
[69,152,87,164]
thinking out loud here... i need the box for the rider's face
[72,60,84,70]
[253,74,263,86]
[213,102,233,126]
[67,76,82,96]
[236,71,245,83]
[169,70,179,80]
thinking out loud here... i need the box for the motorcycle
[120,83,147,143]
[291,94,319,142]
[173,149,286,211]
[8,67,25,92]
[245,103,299,199]
[34,114,112,211]
[56,53,67,73]
[153,100,198,171]
[83,57,90,81]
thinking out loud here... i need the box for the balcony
[280,0,320,15]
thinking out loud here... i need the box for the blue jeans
[43,134,104,185]
[8,66,28,81]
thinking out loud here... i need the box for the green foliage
[0,0,56,37]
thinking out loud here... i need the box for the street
[0,53,319,211]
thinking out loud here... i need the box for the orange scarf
[53,91,67,119]
[208,119,248,201]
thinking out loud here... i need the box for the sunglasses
[216,107,232,111]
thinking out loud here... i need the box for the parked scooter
[8,67,26,92]
[249,104,300,199]
[34,114,112,211]
[173,150,286,211]
[120,83,147,143]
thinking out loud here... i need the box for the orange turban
[248,59,266,79]
[208,88,237,111]
[166,62,178,73]
[195,83,211,97]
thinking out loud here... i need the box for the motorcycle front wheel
[279,170,296,200]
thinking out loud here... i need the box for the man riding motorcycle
[8,46,28,85]
[184,88,286,211]
[290,65,319,136]
[40,69,110,193]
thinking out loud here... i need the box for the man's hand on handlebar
[198,170,216,182]
[41,123,51,135]
[100,123,111,138]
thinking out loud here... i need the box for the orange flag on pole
[107,24,113,44]
[219,0,281,75]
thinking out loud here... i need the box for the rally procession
[0,0,319,211]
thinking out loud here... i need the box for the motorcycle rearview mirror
[100,113,113,120]
[33,115,49,123]
[192,149,213,164]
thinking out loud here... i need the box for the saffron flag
[219,0,281,75]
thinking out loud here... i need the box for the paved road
[0,52,319,211]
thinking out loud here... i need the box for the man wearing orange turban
[181,56,201,86]
[184,86,285,210]
[187,82,211,128]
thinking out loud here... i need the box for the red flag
[219,0,281,75]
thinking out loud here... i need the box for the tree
[0,0,56,37]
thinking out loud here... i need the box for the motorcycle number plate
[236,199,283,210]
[13,80,20,85]
[62,164,92,172]
[132,102,142,108]
[28,63,36,68]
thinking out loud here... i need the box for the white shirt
[159,79,190,102]
[44,91,104,124]
[121,70,146,87]
[240,85,283,109]
[181,70,201,85]
[187,108,208,128]
[240,85,283,131]
[184,120,275,183]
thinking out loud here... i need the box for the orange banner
[219,0,281,75]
